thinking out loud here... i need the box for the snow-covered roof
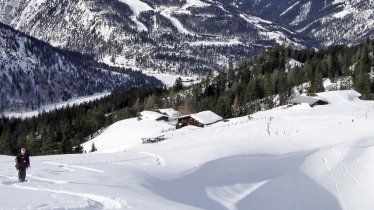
[316,90,361,104]
[140,111,168,120]
[289,95,325,106]
[156,108,181,118]
[190,111,223,125]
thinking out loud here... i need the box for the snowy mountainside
[1,90,374,209]
[83,90,374,209]
[0,0,305,76]
[0,23,161,112]
[224,0,374,46]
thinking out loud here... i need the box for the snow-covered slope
[1,90,372,209]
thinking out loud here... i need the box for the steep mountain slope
[0,23,161,112]
[0,0,305,75]
[226,0,374,46]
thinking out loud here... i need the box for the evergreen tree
[59,137,72,154]
[90,143,97,152]
[0,129,11,155]
[26,132,38,155]
[40,128,56,155]
[173,77,184,92]
[232,95,240,117]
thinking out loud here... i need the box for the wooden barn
[289,95,328,107]
[176,110,223,129]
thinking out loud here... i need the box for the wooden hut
[176,110,223,129]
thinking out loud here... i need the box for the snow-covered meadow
[1,90,374,209]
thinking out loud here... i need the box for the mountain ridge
[227,0,374,46]
[0,21,162,112]
[0,0,306,76]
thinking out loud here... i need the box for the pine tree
[173,77,184,91]
[0,129,11,155]
[59,137,72,154]
[232,95,240,117]
[144,95,156,110]
[90,143,97,152]
[132,98,141,113]
[40,128,55,155]
[315,72,325,93]
[26,132,38,155]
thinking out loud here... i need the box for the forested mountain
[178,40,374,118]
[0,22,162,112]
[0,0,306,76]
[1,0,373,78]
[1,40,373,156]
[224,0,374,46]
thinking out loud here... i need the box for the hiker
[15,148,30,182]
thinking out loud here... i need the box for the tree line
[1,39,373,155]
[173,39,374,118]
[0,88,166,155]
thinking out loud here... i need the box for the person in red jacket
[15,148,30,182]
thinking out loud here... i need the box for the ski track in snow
[138,152,166,166]
[0,175,19,185]
[323,157,347,210]
[28,174,69,184]
[340,159,374,196]
[43,161,104,173]
[12,184,128,209]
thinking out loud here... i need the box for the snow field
[1,90,374,209]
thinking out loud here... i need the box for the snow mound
[82,118,173,152]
